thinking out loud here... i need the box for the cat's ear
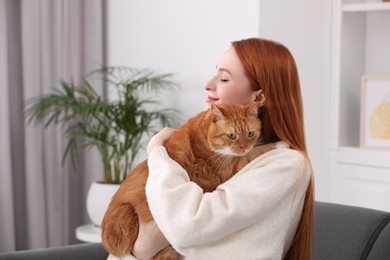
[211,104,225,123]
[247,102,261,117]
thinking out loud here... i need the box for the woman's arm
[131,128,175,259]
[146,145,310,251]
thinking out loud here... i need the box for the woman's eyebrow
[218,67,232,75]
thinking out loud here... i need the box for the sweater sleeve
[145,145,309,251]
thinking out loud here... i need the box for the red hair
[232,38,314,260]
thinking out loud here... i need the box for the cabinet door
[330,162,390,212]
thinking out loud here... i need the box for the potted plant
[25,66,180,226]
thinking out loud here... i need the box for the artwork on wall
[360,76,390,150]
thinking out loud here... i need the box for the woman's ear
[254,90,266,106]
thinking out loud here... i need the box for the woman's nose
[204,77,216,91]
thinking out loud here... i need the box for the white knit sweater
[144,142,311,260]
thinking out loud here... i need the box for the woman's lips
[206,96,219,103]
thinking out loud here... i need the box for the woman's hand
[147,127,175,155]
[132,220,169,259]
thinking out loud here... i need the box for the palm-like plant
[25,67,180,184]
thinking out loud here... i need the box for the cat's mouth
[215,148,250,157]
[234,151,250,157]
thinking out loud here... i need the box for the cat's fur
[101,102,275,259]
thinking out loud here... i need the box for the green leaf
[24,66,182,183]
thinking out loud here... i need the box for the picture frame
[360,75,390,150]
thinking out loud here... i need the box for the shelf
[329,0,390,212]
[330,146,390,168]
[342,2,390,12]
[335,1,390,151]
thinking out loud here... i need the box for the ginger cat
[101,102,275,259]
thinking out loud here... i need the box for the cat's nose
[240,143,247,150]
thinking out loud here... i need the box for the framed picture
[360,76,390,150]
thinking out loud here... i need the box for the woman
[132,38,314,260]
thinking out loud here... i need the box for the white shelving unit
[330,0,390,212]
[342,2,390,12]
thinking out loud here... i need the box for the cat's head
[207,102,262,157]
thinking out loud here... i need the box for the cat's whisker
[220,157,230,172]
[207,153,223,170]
[214,156,225,173]
[208,154,224,173]
[255,137,264,146]
[216,155,233,175]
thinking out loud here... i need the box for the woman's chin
[205,101,218,110]
[205,99,220,107]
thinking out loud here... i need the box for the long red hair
[232,38,314,260]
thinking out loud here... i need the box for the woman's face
[204,46,259,108]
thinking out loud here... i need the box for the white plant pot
[86,182,120,227]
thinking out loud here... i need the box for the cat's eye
[247,131,255,138]
[227,133,236,139]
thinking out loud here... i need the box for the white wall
[259,0,332,200]
[107,0,260,119]
[107,0,332,201]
